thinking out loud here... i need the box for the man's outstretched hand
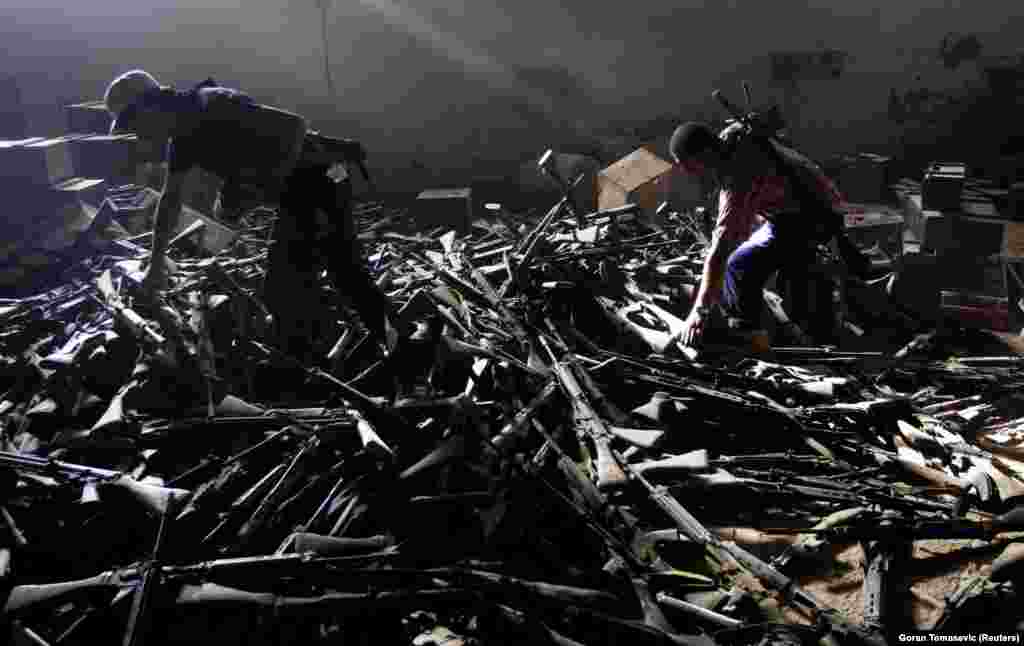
[678,309,706,348]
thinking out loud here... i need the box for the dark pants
[264,164,392,360]
[721,220,830,336]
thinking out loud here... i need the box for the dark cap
[669,122,718,163]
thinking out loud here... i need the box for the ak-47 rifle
[93,270,166,346]
[769,346,1024,370]
[4,556,630,619]
[758,506,1024,543]
[0,451,188,517]
[537,335,627,490]
[861,529,910,633]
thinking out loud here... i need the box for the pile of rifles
[3,157,1024,646]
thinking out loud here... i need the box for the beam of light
[353,0,561,121]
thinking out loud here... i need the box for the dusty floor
[722,538,999,630]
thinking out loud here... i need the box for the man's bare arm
[147,168,189,281]
[693,226,734,310]
[690,181,750,314]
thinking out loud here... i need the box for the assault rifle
[0,451,188,517]
[538,336,627,490]
[759,506,1024,543]
[93,270,166,346]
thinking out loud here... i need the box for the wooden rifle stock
[538,336,627,490]
[290,533,395,556]
[3,572,129,615]
[631,451,710,477]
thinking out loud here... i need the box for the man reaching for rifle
[669,120,863,349]
[103,70,396,360]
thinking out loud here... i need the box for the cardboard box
[69,134,139,185]
[842,203,904,259]
[0,180,103,258]
[1004,259,1024,333]
[922,162,966,211]
[835,153,890,203]
[939,297,1010,331]
[413,188,473,234]
[1010,182,1024,222]
[597,148,674,215]
[98,186,161,236]
[1005,221,1024,259]
[894,189,953,253]
[182,168,225,215]
[888,252,942,323]
[0,137,76,186]
[177,205,238,255]
[937,252,1006,298]
[953,215,1006,257]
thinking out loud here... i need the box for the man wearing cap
[669,121,854,349]
[103,70,395,359]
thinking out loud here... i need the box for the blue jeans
[721,221,819,329]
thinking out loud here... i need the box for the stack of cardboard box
[892,163,1021,331]
[0,137,109,285]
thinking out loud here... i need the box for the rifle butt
[633,450,710,477]
[103,477,191,517]
[593,442,628,490]
[991,542,1024,583]
[352,412,393,460]
[292,532,394,556]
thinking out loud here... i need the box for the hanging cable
[317,0,336,101]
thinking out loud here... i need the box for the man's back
[719,124,843,219]
[166,81,307,196]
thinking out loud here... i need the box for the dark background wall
[3,0,1023,191]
